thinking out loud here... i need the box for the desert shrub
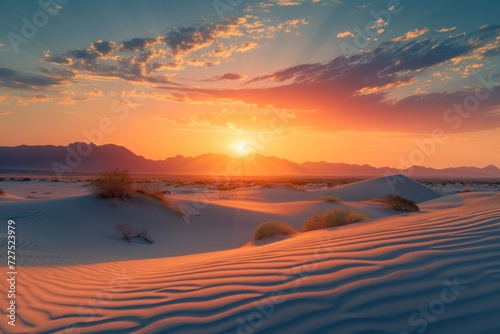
[134,183,186,216]
[383,194,420,212]
[114,223,155,244]
[253,221,298,241]
[192,180,212,186]
[114,223,136,243]
[217,183,247,191]
[312,195,342,203]
[301,208,369,232]
[0,189,5,196]
[134,182,165,200]
[91,169,134,199]
[282,183,305,191]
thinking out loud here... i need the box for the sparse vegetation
[91,169,134,199]
[262,182,305,191]
[301,208,369,232]
[312,195,342,203]
[91,169,186,216]
[383,194,420,212]
[134,183,186,216]
[114,223,155,244]
[134,182,165,200]
[253,221,298,241]
[217,183,248,191]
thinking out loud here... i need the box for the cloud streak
[41,16,306,85]
[161,26,500,133]
[0,68,68,90]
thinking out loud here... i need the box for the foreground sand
[0,176,499,333]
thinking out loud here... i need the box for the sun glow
[233,140,251,156]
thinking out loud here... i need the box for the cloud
[202,73,247,82]
[0,93,89,106]
[392,27,429,42]
[437,27,456,33]
[85,88,103,96]
[42,16,304,84]
[337,31,353,38]
[156,108,296,132]
[161,26,500,134]
[276,0,302,5]
[237,41,258,52]
[0,110,12,116]
[0,68,68,90]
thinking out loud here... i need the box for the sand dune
[0,176,499,333]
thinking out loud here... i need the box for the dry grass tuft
[253,221,298,241]
[383,194,420,212]
[91,169,134,199]
[91,170,185,216]
[114,223,154,244]
[312,195,342,203]
[301,208,369,232]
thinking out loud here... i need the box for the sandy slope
[0,175,437,265]
[0,176,499,333]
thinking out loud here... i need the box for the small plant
[113,223,155,244]
[301,208,369,232]
[383,194,420,212]
[91,169,134,199]
[253,221,298,241]
[134,182,165,200]
[114,223,136,243]
[312,195,342,203]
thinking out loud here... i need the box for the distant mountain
[0,142,499,178]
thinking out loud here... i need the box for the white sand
[0,175,499,333]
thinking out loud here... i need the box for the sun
[233,140,251,156]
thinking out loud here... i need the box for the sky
[0,0,499,168]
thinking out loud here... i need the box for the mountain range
[0,142,499,178]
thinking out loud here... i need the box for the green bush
[383,194,420,212]
[253,221,298,241]
[91,169,134,199]
[301,208,369,232]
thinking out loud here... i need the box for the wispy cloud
[41,16,306,85]
[0,68,68,90]
[202,73,247,82]
[85,88,103,96]
[392,27,429,42]
[437,27,457,33]
[162,25,500,134]
[336,31,353,38]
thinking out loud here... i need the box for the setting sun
[233,140,251,156]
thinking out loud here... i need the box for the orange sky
[1,0,499,168]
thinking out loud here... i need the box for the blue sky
[1,0,499,167]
